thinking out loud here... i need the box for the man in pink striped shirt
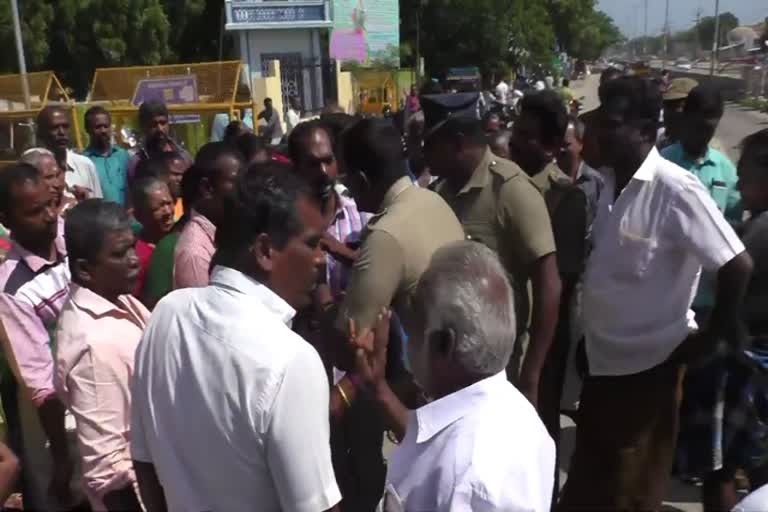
[0,163,77,510]
[173,143,242,289]
[55,200,149,511]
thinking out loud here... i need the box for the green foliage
[0,0,228,98]
[400,0,618,82]
[696,12,739,51]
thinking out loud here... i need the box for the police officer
[421,92,562,409]
[510,89,587,494]
[335,118,465,336]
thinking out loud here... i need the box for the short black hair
[131,176,167,214]
[215,164,313,259]
[740,128,768,176]
[138,100,168,127]
[236,133,269,162]
[223,121,244,146]
[288,120,333,164]
[341,118,407,183]
[600,76,662,142]
[65,199,131,279]
[684,85,724,119]
[0,163,42,216]
[182,142,243,203]
[135,152,181,181]
[84,105,110,130]
[598,67,624,103]
[520,90,569,145]
[562,78,570,87]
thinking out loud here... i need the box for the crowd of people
[0,69,765,512]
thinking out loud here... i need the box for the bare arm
[0,442,19,504]
[708,251,753,349]
[38,396,73,503]
[520,253,562,409]
[134,461,167,512]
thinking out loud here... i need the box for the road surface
[573,73,768,163]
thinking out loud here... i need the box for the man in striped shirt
[0,163,78,510]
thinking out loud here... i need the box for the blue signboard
[225,1,331,30]
[132,76,200,124]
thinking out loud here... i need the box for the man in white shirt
[36,106,103,200]
[495,78,509,105]
[131,167,341,512]
[559,77,753,511]
[356,241,555,512]
[286,96,303,134]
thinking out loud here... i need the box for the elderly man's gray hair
[416,240,516,376]
[19,147,56,169]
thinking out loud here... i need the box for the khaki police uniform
[434,149,557,378]
[530,161,587,277]
[337,176,465,334]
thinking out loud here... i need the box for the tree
[696,12,739,51]
[0,0,53,72]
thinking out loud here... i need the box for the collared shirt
[173,210,216,289]
[131,266,340,512]
[583,148,744,376]
[0,236,69,406]
[127,140,191,183]
[54,285,149,511]
[661,142,742,224]
[435,149,555,332]
[386,372,555,511]
[83,146,130,205]
[327,184,371,298]
[66,150,103,199]
[662,142,743,310]
[338,176,464,332]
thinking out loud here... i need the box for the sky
[596,0,767,38]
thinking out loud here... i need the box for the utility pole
[643,0,648,56]
[694,7,703,60]
[663,0,670,67]
[710,0,720,76]
[10,0,31,110]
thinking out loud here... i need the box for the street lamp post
[10,0,31,110]
[710,0,720,76]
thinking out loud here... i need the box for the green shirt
[83,146,130,205]
[143,231,181,306]
[661,142,742,309]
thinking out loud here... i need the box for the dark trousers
[539,279,577,496]
[558,357,685,511]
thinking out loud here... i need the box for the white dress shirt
[66,150,103,199]
[583,148,744,376]
[385,371,555,512]
[131,266,340,512]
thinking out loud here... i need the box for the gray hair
[415,241,516,376]
[19,147,56,170]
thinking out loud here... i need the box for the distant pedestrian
[257,97,284,144]
[37,106,102,201]
[82,106,130,205]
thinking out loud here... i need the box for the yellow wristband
[336,383,351,408]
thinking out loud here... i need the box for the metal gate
[261,53,338,115]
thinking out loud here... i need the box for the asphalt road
[573,73,768,163]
